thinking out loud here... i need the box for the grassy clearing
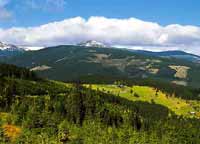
[85,84,200,118]
[169,65,190,79]
[30,65,52,71]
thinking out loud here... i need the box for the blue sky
[0,0,200,28]
[0,0,200,55]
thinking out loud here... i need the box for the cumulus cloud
[0,16,200,55]
[0,0,12,21]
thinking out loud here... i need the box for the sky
[0,0,200,55]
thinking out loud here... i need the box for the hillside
[1,45,200,88]
[130,50,200,63]
[85,84,200,118]
[0,64,200,143]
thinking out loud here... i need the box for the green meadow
[85,84,200,118]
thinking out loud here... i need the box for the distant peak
[78,40,108,48]
[0,41,24,51]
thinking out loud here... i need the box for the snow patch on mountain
[0,42,24,51]
[78,40,108,48]
[19,46,45,51]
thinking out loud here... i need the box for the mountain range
[128,50,200,63]
[0,42,45,57]
[1,41,200,62]
[1,42,200,88]
[0,42,25,57]
[0,40,200,143]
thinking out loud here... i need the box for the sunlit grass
[85,84,200,118]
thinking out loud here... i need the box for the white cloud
[0,16,200,55]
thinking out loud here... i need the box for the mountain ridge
[128,49,200,63]
[0,42,25,57]
[1,40,200,61]
[1,45,200,88]
[0,42,23,51]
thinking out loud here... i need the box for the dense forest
[0,64,200,143]
[0,63,37,80]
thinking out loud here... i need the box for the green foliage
[2,84,198,144]
[0,63,38,80]
[0,64,199,143]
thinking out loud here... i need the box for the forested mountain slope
[1,45,200,88]
[0,64,200,143]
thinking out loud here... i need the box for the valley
[0,63,199,143]
[0,44,200,143]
